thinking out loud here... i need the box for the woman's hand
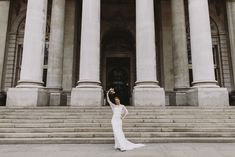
[107,88,111,94]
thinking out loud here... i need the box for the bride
[106,88,145,152]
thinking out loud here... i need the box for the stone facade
[0,0,234,107]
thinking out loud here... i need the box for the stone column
[133,0,165,106]
[7,0,48,107]
[47,0,66,106]
[0,1,10,104]
[187,0,229,107]
[226,1,235,102]
[62,0,76,105]
[71,0,103,106]
[171,0,190,105]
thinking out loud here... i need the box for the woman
[106,88,145,152]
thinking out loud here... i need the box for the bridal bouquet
[109,88,115,94]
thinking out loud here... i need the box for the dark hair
[114,97,120,100]
[114,97,120,105]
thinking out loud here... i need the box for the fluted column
[133,0,165,106]
[71,0,103,106]
[7,0,49,107]
[47,0,66,106]
[171,0,189,105]
[187,0,229,107]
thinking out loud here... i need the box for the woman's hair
[114,97,120,100]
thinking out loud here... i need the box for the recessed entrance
[100,29,136,106]
[100,0,136,105]
[106,57,130,105]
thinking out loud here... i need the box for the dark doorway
[106,57,130,105]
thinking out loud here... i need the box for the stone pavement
[0,143,235,157]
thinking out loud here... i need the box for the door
[106,57,130,105]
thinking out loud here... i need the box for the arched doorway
[101,29,135,105]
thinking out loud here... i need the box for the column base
[70,86,104,106]
[132,86,165,106]
[48,90,67,106]
[6,88,49,107]
[187,87,229,107]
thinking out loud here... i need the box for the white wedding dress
[107,93,146,151]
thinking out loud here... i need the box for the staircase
[0,106,235,144]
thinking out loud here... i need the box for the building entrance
[106,57,130,105]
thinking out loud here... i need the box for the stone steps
[1,132,235,138]
[0,119,235,123]
[0,113,235,119]
[1,127,235,134]
[0,123,235,128]
[0,106,235,144]
[2,114,235,117]
[1,107,234,112]
[1,137,235,144]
